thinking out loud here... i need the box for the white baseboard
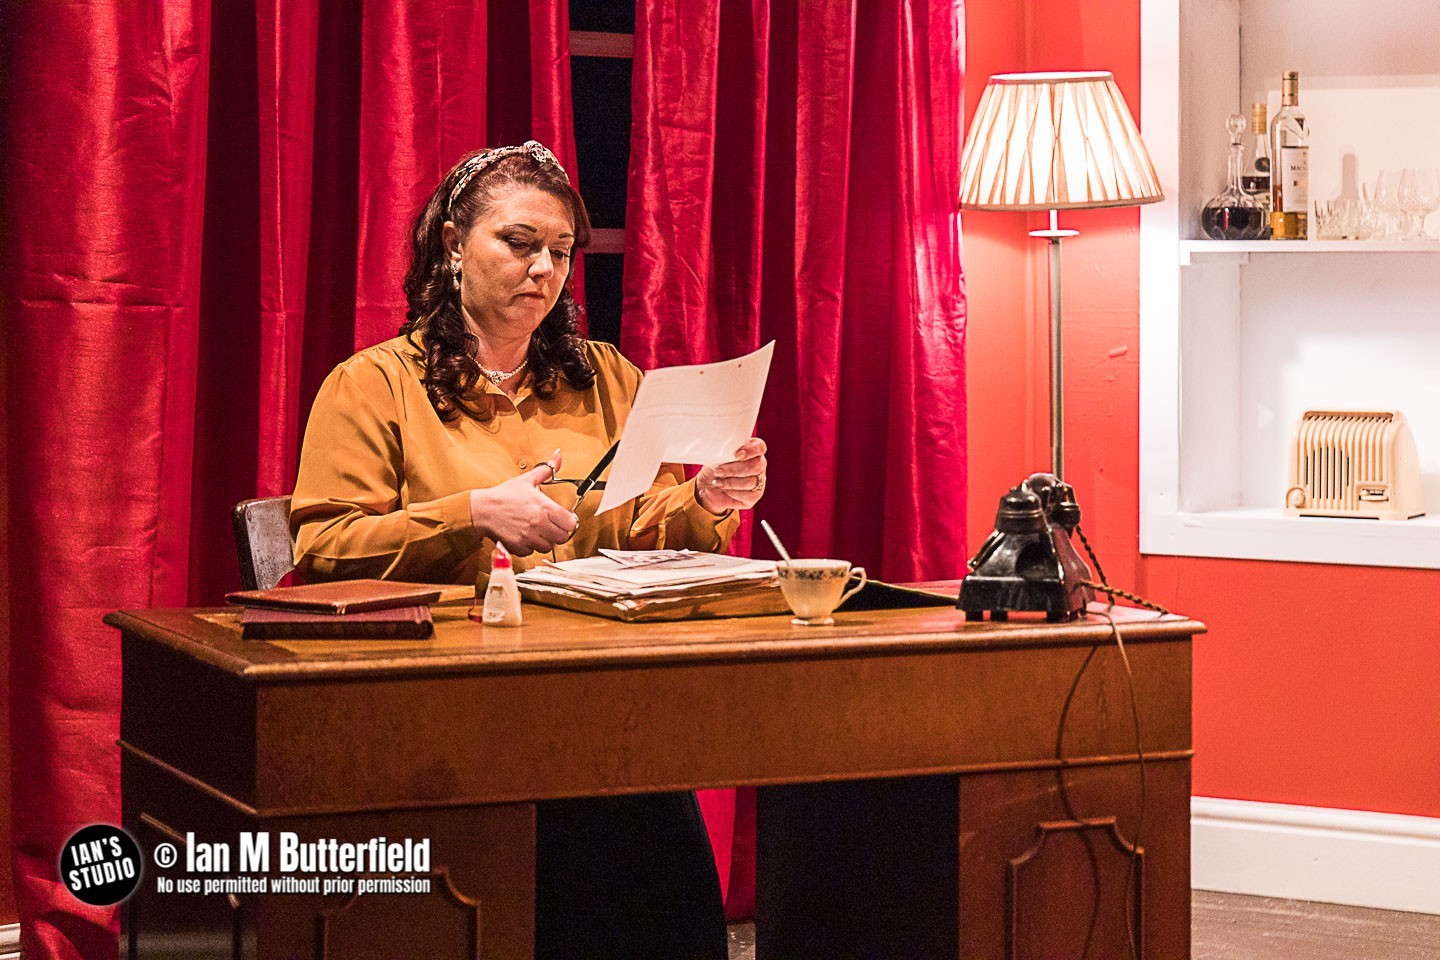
[1192,796,1440,914]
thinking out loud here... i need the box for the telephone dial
[958,473,1094,622]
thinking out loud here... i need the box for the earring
[450,261,461,292]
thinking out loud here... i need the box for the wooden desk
[109,600,1201,959]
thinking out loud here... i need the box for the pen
[574,440,619,501]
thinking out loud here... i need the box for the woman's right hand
[469,452,579,556]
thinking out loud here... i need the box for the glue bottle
[473,542,522,626]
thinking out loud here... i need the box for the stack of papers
[518,550,777,600]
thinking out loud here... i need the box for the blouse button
[518,458,528,470]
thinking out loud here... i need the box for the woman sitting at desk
[290,141,767,959]
[291,139,767,581]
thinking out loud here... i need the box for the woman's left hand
[696,438,768,514]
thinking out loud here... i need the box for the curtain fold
[4,2,212,955]
[880,0,967,576]
[256,0,321,495]
[528,0,587,317]
[353,1,491,350]
[789,1,857,559]
[3,2,575,953]
[622,0,725,366]
[624,0,968,920]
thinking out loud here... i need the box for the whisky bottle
[1269,72,1308,239]
[1242,103,1272,238]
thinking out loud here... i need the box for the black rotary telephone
[958,473,1095,622]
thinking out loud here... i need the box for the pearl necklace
[478,358,527,385]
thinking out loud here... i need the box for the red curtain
[2,2,576,955]
[623,0,968,919]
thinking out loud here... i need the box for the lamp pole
[1029,208,1078,480]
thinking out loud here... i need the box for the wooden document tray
[517,580,790,622]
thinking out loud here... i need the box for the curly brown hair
[401,147,596,421]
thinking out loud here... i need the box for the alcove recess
[1138,0,1440,568]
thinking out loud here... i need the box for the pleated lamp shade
[959,71,1163,211]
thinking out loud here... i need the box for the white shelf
[1181,239,1440,257]
[1139,0,1440,571]
[1146,508,1440,570]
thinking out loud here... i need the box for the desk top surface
[107,590,1204,682]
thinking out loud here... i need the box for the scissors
[540,440,618,502]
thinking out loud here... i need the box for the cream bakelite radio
[1285,410,1425,520]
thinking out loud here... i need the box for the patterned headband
[446,141,569,217]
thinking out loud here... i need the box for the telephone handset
[958,472,1095,622]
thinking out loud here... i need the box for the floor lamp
[958,71,1163,480]
[956,71,1162,622]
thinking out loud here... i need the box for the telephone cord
[1072,523,1167,960]
[1074,523,1171,616]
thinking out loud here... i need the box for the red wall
[964,0,1440,819]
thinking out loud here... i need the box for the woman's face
[445,185,575,342]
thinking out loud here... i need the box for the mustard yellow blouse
[290,336,738,583]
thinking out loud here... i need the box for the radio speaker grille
[1285,410,1424,520]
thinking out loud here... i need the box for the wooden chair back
[232,496,295,591]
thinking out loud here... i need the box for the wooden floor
[1191,891,1440,960]
[726,891,1440,959]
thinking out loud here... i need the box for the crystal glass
[1400,167,1440,240]
[1313,200,1343,240]
[1372,170,1407,240]
[1349,195,1377,240]
[1315,195,1372,240]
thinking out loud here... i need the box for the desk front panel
[116,606,1193,816]
[114,603,1199,960]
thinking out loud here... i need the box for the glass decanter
[1201,114,1267,240]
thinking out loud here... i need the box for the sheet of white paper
[596,342,774,516]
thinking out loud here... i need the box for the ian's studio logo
[61,824,142,906]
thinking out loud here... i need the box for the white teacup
[776,559,867,626]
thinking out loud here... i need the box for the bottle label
[1279,146,1309,213]
[481,582,517,624]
